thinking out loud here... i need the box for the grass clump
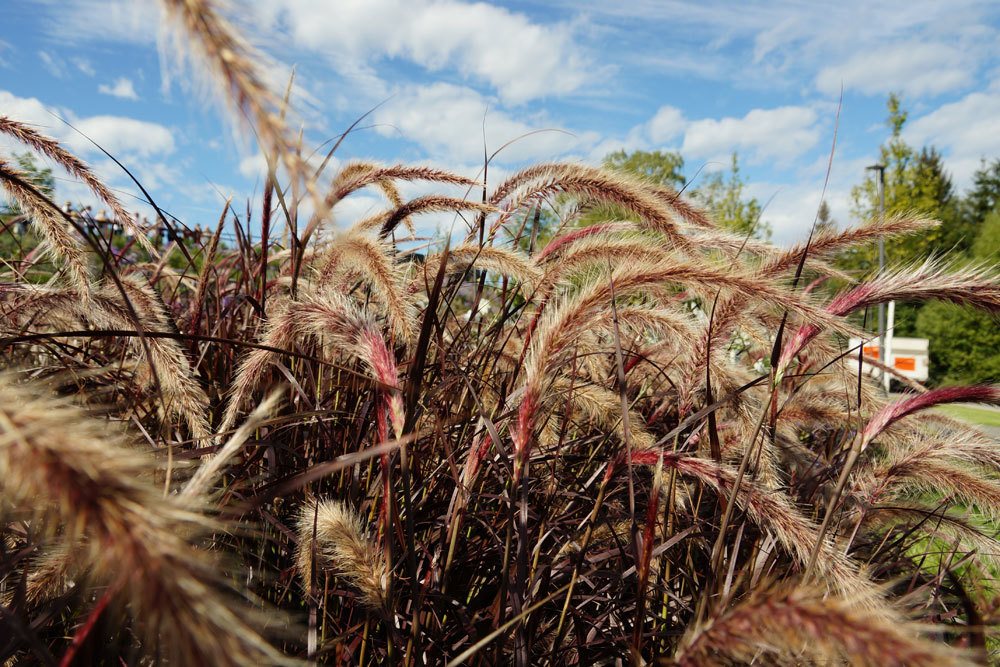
[1,2,1000,664]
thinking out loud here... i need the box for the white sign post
[884,300,895,392]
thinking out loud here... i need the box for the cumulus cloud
[587,104,823,171]
[238,153,269,181]
[646,106,686,143]
[681,106,820,166]
[373,83,593,164]
[744,179,853,245]
[256,0,590,104]
[67,116,173,157]
[237,150,339,185]
[98,77,139,100]
[0,90,55,134]
[0,89,180,220]
[0,89,174,160]
[816,42,974,98]
[331,194,386,228]
[905,90,1000,186]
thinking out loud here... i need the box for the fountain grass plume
[0,374,289,665]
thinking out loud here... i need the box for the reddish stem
[60,584,117,667]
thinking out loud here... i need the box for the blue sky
[2,0,1000,243]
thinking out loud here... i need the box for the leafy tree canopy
[596,149,770,239]
[691,153,770,239]
[847,94,967,271]
[964,158,1000,225]
[971,207,1000,263]
[1,152,56,216]
[603,149,685,190]
[815,200,836,236]
[920,206,1000,386]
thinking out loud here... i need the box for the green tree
[849,93,912,226]
[910,147,970,251]
[916,301,1000,385]
[916,208,1000,385]
[963,158,1000,226]
[692,153,770,239]
[843,95,968,337]
[596,149,769,239]
[970,207,1000,262]
[815,200,837,236]
[1,153,59,277]
[847,95,964,269]
[848,98,1000,381]
[603,149,685,190]
[1,152,55,215]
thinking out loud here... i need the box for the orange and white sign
[848,337,929,382]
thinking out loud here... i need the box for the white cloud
[0,89,180,218]
[905,90,1000,186]
[816,42,973,98]
[257,0,590,104]
[373,83,592,164]
[746,180,854,245]
[586,104,823,171]
[330,194,385,230]
[130,158,181,190]
[0,90,174,160]
[0,90,55,134]
[40,0,158,45]
[646,106,685,144]
[238,153,269,181]
[73,57,96,76]
[238,150,340,188]
[682,106,820,166]
[98,77,139,100]
[67,116,174,157]
[38,50,67,78]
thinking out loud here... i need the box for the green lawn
[934,404,1000,428]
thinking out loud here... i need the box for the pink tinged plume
[462,433,493,486]
[802,276,828,295]
[602,449,684,485]
[513,390,539,482]
[359,327,405,544]
[777,283,876,374]
[537,222,633,261]
[360,328,405,440]
[628,450,681,467]
[861,385,1000,449]
[521,223,634,357]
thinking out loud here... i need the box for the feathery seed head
[296,499,388,611]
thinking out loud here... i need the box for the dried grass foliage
[0,116,156,254]
[673,583,973,667]
[0,157,91,294]
[296,499,388,611]
[0,376,289,666]
[2,1,1000,664]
